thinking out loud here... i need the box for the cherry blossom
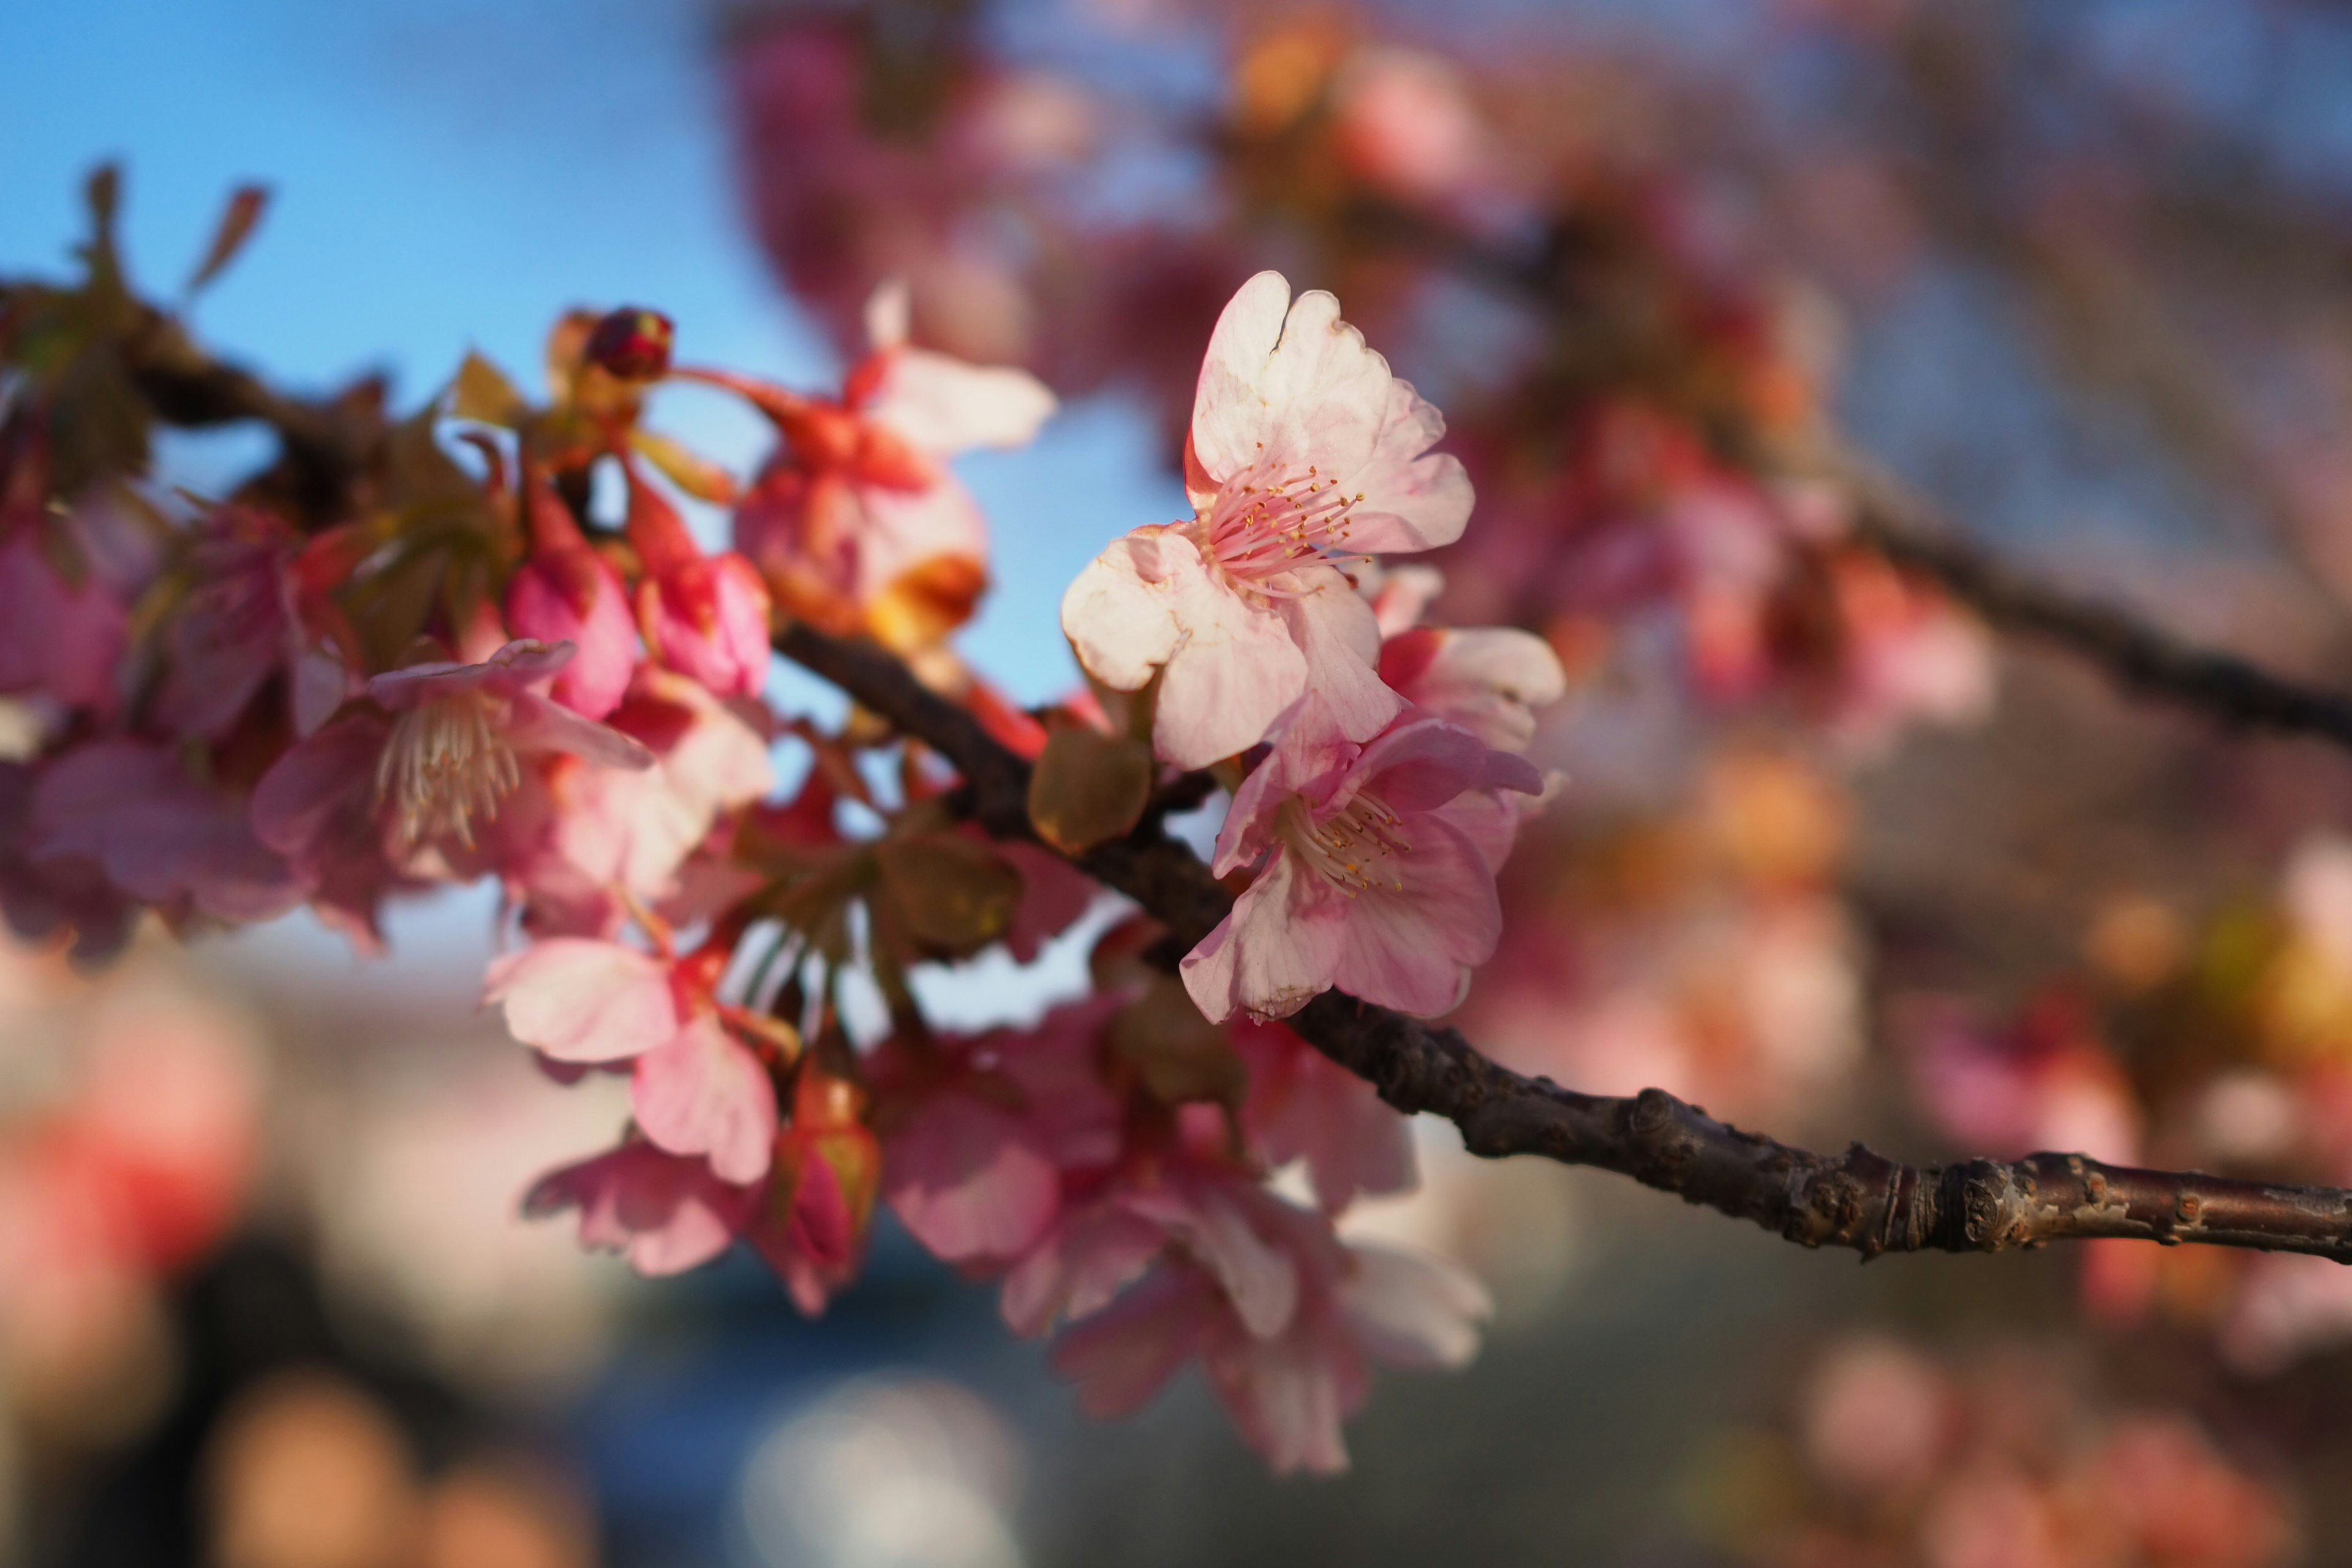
[1061,271,1472,769]
[1052,1193,1489,1474]
[624,469,772,700]
[487,938,778,1185]
[1232,1018,1415,1215]
[1184,709,1541,1022]
[525,1139,755,1277]
[503,481,639,720]
[723,282,1056,652]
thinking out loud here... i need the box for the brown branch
[1838,454,2352,752]
[66,281,2352,1261]
[777,616,2352,1265]
[1345,203,2352,759]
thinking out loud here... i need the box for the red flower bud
[586,306,676,380]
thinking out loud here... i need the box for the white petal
[870,349,1057,455]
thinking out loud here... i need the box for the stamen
[376,691,522,850]
[1276,790,1411,898]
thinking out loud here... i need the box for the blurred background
[9,0,2352,1562]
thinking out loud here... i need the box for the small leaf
[186,184,270,296]
[1028,725,1153,855]
[1111,981,1244,1105]
[875,832,1023,957]
[630,428,739,505]
[448,351,528,428]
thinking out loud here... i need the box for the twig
[1839,454,2352,751]
[776,617,2352,1265]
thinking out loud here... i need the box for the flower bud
[586,306,676,380]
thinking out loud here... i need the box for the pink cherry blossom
[1232,1018,1415,1215]
[626,470,773,700]
[513,666,776,937]
[721,282,1055,649]
[526,1139,755,1276]
[1060,271,1472,769]
[503,482,639,720]
[360,638,652,852]
[245,639,651,944]
[877,994,1125,1268]
[1368,567,1567,755]
[29,739,304,923]
[1050,1193,1489,1474]
[153,505,350,739]
[0,760,135,963]
[0,455,132,715]
[486,938,778,1185]
[1183,709,1541,1023]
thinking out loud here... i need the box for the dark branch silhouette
[1838,454,2352,753]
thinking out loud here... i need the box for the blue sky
[0,0,1185,701]
[4,0,1185,998]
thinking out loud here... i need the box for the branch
[1839,454,2352,752]
[1341,202,2352,758]
[777,617,2352,1265]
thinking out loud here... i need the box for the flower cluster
[0,189,1526,1472]
[1063,272,1554,1022]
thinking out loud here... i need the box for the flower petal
[486,938,676,1062]
[1181,855,1347,1023]
[631,1010,778,1185]
[869,348,1058,456]
[1275,567,1402,747]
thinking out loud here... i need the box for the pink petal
[1000,1204,1169,1338]
[506,554,639,718]
[1125,1174,1300,1340]
[1347,711,1491,814]
[1322,813,1500,1017]
[1191,275,1390,488]
[1202,1315,1364,1476]
[1332,378,1474,555]
[1059,529,1188,693]
[883,1095,1060,1264]
[1237,1020,1415,1214]
[1182,856,1348,1023]
[525,1141,752,1276]
[1390,627,1566,752]
[485,938,676,1062]
[1189,271,1298,480]
[1366,565,1444,638]
[1152,576,1307,771]
[850,476,987,603]
[0,534,126,712]
[366,639,573,709]
[507,691,657,771]
[996,839,1098,963]
[868,347,1057,456]
[1275,567,1403,747]
[631,1011,778,1184]
[1338,1243,1492,1371]
[1049,1266,1216,1417]
[31,740,302,921]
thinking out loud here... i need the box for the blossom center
[1275,788,1409,897]
[1199,452,1366,586]
[377,691,521,850]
